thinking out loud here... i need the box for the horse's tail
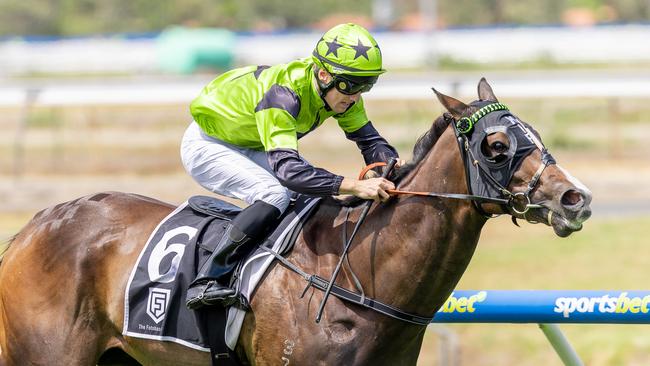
[0,234,16,365]
[1,206,50,265]
[0,234,17,265]
[0,227,24,360]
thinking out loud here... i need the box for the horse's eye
[491,141,508,153]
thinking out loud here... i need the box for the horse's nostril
[561,189,583,207]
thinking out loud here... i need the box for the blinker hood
[459,102,552,199]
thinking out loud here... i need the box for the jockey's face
[317,69,362,113]
[325,87,361,113]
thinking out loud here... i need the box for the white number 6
[148,226,197,283]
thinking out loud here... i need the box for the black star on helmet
[325,36,343,57]
[352,39,371,60]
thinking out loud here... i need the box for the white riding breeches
[180,122,291,213]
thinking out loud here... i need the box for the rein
[359,161,542,215]
[359,162,509,206]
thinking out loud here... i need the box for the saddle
[123,194,321,365]
[188,195,242,219]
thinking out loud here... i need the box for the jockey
[181,23,400,309]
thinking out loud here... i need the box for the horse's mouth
[522,206,584,238]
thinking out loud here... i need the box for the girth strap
[306,274,434,325]
[259,246,433,326]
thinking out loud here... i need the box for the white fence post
[538,324,584,366]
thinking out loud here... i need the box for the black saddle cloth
[124,194,320,366]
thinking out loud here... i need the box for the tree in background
[0,0,648,37]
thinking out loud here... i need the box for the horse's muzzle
[545,186,592,237]
[559,187,592,222]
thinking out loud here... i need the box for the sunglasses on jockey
[332,74,378,95]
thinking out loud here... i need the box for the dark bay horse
[0,79,592,365]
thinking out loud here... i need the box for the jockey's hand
[339,177,395,203]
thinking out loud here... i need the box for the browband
[456,102,509,134]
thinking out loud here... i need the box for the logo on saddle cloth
[147,288,171,324]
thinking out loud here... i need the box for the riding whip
[315,157,398,323]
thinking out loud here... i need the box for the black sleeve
[345,121,399,165]
[267,148,344,196]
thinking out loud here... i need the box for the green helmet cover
[312,23,386,77]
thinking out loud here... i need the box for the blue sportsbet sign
[432,290,650,324]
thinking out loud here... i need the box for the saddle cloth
[122,195,321,354]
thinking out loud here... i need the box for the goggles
[332,75,378,95]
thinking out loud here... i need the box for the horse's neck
[399,131,463,193]
[369,128,486,315]
[297,128,487,318]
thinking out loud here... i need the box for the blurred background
[1,0,649,365]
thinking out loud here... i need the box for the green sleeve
[255,108,299,151]
[336,97,369,133]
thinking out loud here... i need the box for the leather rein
[359,162,514,208]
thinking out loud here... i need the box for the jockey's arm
[267,148,344,196]
[344,121,399,165]
[267,148,394,202]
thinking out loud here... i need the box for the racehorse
[0,79,591,365]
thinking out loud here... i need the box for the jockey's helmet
[312,23,385,95]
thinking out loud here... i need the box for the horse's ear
[432,87,469,118]
[477,77,499,102]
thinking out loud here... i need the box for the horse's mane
[335,115,451,207]
[392,115,450,183]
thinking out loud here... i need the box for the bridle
[362,102,555,218]
[452,102,556,217]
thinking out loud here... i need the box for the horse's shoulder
[303,198,343,232]
[284,198,344,262]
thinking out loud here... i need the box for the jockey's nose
[350,93,361,102]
